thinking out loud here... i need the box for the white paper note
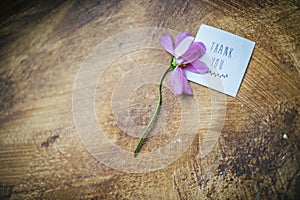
[186,24,255,97]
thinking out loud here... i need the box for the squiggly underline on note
[207,70,228,78]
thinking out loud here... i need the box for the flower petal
[177,42,205,64]
[171,67,193,95]
[184,60,209,74]
[160,34,175,55]
[175,32,193,47]
[196,42,206,58]
[174,36,194,60]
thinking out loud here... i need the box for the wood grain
[0,0,299,199]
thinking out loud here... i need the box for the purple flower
[161,32,208,95]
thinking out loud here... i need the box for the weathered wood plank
[0,0,299,199]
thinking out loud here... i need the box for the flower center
[180,64,187,68]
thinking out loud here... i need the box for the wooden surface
[0,0,299,199]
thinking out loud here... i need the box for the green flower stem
[133,67,172,157]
